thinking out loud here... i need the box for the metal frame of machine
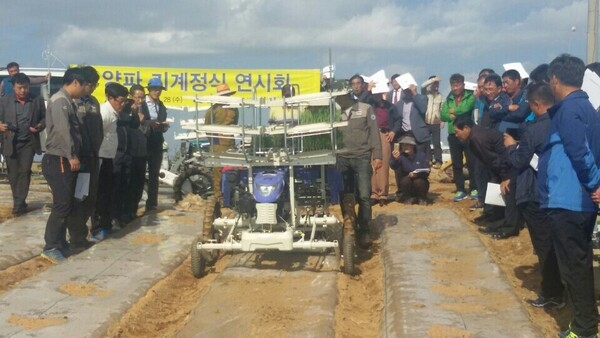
[188,90,356,277]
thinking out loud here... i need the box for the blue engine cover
[253,170,285,203]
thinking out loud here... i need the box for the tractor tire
[190,237,206,278]
[342,231,355,275]
[173,168,213,202]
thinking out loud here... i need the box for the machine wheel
[190,238,206,278]
[173,168,213,201]
[342,231,355,275]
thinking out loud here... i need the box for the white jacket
[98,101,119,159]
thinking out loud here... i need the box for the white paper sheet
[396,73,417,89]
[582,69,600,110]
[74,172,90,200]
[530,153,539,171]
[367,69,389,94]
[322,65,335,79]
[484,182,506,207]
[412,168,431,174]
[464,81,478,91]
[503,62,529,79]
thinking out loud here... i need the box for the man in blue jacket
[538,54,600,338]
[504,83,562,310]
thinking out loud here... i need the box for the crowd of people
[0,64,170,264]
[1,53,599,337]
[335,54,600,338]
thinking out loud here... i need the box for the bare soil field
[1,168,598,337]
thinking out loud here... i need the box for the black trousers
[337,155,372,232]
[447,134,476,193]
[498,178,523,231]
[398,176,429,200]
[94,158,115,233]
[520,202,563,299]
[5,140,35,210]
[546,208,598,336]
[427,123,442,164]
[121,155,147,217]
[42,154,76,251]
[66,156,100,243]
[146,150,163,208]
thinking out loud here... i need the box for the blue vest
[1,77,13,96]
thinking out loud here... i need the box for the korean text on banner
[90,66,321,109]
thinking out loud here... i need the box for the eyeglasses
[111,97,127,105]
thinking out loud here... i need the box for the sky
[0,0,592,93]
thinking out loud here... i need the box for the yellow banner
[90,65,321,108]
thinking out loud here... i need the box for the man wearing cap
[204,83,239,207]
[142,77,169,212]
[421,76,443,168]
[390,135,430,205]
[336,95,382,249]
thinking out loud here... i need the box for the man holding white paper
[453,116,521,240]
[40,67,86,264]
[390,135,430,205]
[66,66,103,251]
[395,74,429,153]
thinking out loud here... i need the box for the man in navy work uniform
[40,67,87,264]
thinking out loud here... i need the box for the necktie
[393,90,398,104]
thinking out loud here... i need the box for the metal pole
[587,0,598,63]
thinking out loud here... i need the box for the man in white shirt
[90,82,129,242]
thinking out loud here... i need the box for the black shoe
[68,240,95,255]
[12,204,27,216]
[478,226,498,234]
[473,213,498,227]
[472,215,489,226]
[527,295,565,310]
[395,193,405,203]
[12,209,26,216]
[379,199,386,207]
[145,205,157,212]
[490,229,519,240]
[417,198,428,206]
[356,231,372,250]
[370,198,378,206]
